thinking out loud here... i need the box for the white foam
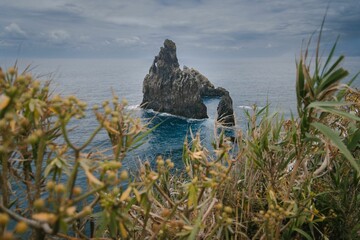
[144,109,206,123]
[125,104,140,110]
[238,105,252,110]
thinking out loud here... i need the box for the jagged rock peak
[150,39,179,77]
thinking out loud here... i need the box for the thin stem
[129,211,154,236]
[35,137,46,200]
[61,121,78,151]
[1,153,9,207]
[67,150,80,200]
[0,200,53,234]
[71,185,105,205]
[154,183,175,208]
[78,124,103,151]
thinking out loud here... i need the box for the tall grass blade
[296,59,305,114]
[347,129,360,151]
[307,101,350,108]
[315,106,360,122]
[318,68,349,93]
[312,122,360,174]
[315,12,327,81]
[323,54,344,80]
[321,36,340,77]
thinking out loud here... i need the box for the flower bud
[119,170,129,180]
[8,67,16,75]
[168,162,174,169]
[34,198,45,210]
[73,186,82,196]
[27,134,39,144]
[92,104,99,111]
[215,203,223,210]
[14,221,28,233]
[104,107,112,115]
[224,206,232,214]
[157,159,164,166]
[83,206,92,215]
[0,213,9,225]
[161,208,171,218]
[46,181,56,191]
[55,184,66,194]
[225,218,232,225]
[106,171,116,181]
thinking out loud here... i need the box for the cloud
[0,0,359,57]
[0,40,14,47]
[114,36,145,46]
[48,30,70,45]
[4,23,27,39]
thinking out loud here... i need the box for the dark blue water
[1,57,359,171]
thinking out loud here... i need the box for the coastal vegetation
[0,28,359,239]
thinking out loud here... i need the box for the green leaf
[128,122,161,151]
[95,211,109,237]
[293,227,313,240]
[307,101,350,109]
[321,36,340,77]
[176,230,191,237]
[315,106,360,122]
[109,211,117,237]
[188,183,198,208]
[312,122,360,174]
[318,68,349,94]
[296,59,305,107]
[256,103,270,117]
[322,55,344,79]
[347,129,360,151]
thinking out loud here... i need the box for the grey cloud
[0,0,359,58]
[3,23,27,39]
[114,36,146,46]
[47,30,71,45]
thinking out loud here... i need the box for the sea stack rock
[141,39,235,124]
[217,91,235,126]
[141,39,207,118]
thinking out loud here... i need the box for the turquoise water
[1,57,359,170]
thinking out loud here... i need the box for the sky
[0,0,359,59]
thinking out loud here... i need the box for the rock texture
[217,91,235,126]
[141,39,235,125]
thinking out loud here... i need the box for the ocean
[1,57,359,170]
